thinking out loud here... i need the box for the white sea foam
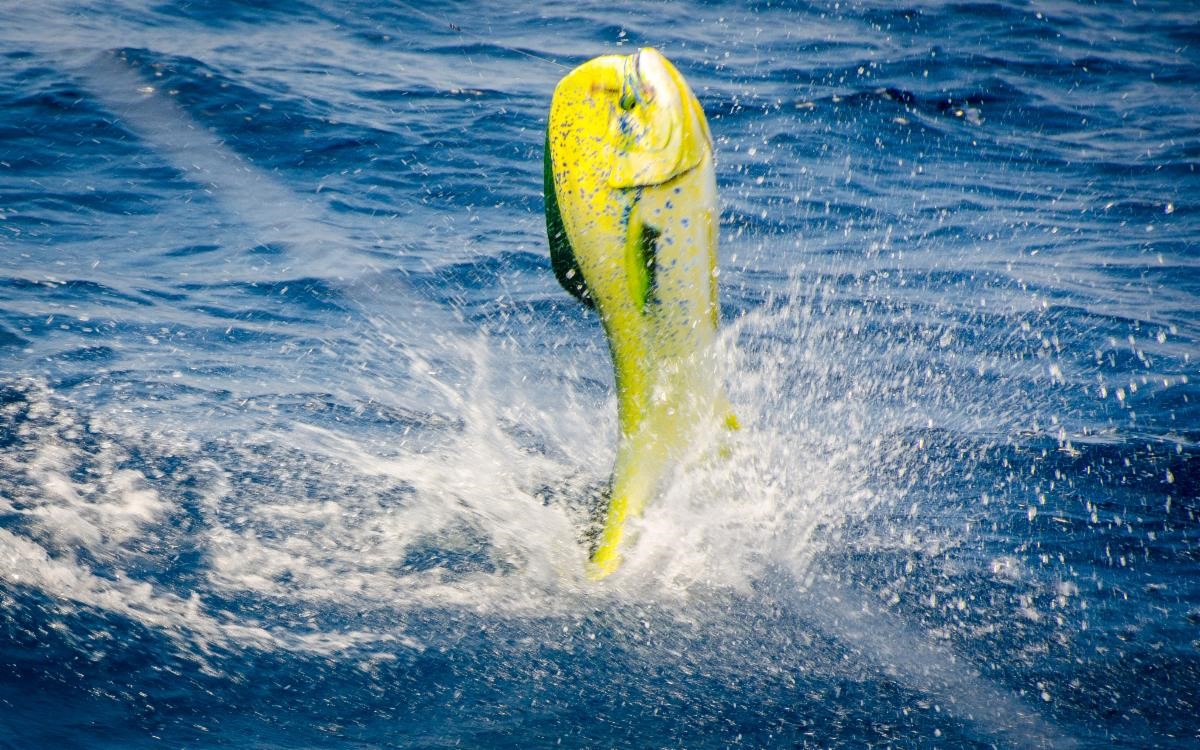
[0,301,879,651]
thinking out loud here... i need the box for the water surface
[1,1,1198,747]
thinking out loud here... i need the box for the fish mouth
[619,50,655,111]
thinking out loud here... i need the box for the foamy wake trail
[65,48,346,271]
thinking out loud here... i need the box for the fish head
[547,47,710,192]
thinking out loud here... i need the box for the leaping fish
[544,48,736,579]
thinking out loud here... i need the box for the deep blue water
[1,1,1198,747]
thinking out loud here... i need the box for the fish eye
[619,52,645,111]
[619,81,637,110]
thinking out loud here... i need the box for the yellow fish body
[545,48,735,579]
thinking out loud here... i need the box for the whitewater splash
[0,294,884,646]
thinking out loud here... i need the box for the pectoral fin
[626,213,660,312]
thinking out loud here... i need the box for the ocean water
[1,0,1197,747]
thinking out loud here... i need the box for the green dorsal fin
[544,134,592,307]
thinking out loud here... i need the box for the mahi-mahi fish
[545,48,736,579]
